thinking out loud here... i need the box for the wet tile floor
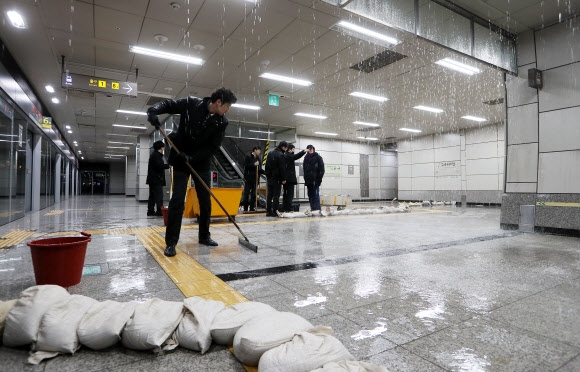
[0,195,578,371]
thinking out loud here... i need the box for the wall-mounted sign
[61,73,138,97]
[268,93,279,106]
[435,161,460,176]
[41,116,52,129]
[326,164,341,177]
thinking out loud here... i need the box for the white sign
[325,164,341,177]
[435,161,460,176]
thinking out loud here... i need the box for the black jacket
[264,147,286,182]
[147,96,228,171]
[146,150,170,186]
[244,152,265,181]
[303,152,325,185]
[284,150,306,185]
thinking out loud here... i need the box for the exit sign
[268,93,279,106]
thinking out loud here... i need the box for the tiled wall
[125,155,136,196]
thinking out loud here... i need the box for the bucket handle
[80,231,91,238]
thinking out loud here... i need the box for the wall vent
[350,49,407,73]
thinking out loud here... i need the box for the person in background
[241,146,264,212]
[146,140,170,217]
[264,141,288,217]
[303,144,325,216]
[281,144,306,214]
[147,87,237,256]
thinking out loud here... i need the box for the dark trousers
[306,182,321,211]
[166,168,211,246]
[282,183,295,212]
[241,176,257,210]
[147,184,163,213]
[266,179,282,215]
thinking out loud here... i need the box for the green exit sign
[268,93,279,106]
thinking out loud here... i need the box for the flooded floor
[0,195,579,371]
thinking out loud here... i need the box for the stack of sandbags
[311,360,390,371]
[210,301,277,345]
[0,299,18,344]
[77,300,138,350]
[173,296,225,353]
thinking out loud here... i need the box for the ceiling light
[334,21,398,46]
[81,157,84,160]
[108,141,135,145]
[315,132,338,136]
[232,104,260,110]
[67,130,72,133]
[107,146,130,149]
[435,58,480,75]
[45,85,55,93]
[74,143,78,146]
[353,121,380,127]
[78,151,81,153]
[249,130,272,134]
[129,46,203,65]
[112,124,147,129]
[295,113,327,119]
[414,105,443,113]
[7,11,26,29]
[65,125,71,129]
[349,92,388,102]
[357,137,378,141]
[108,133,136,137]
[400,128,422,133]
[461,115,486,122]
[260,73,312,86]
[52,98,60,104]
[116,109,147,116]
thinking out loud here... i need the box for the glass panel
[93,172,107,194]
[61,158,66,199]
[0,105,13,225]
[40,137,48,209]
[474,23,516,73]
[48,144,56,206]
[12,113,26,221]
[81,171,92,194]
[418,1,471,55]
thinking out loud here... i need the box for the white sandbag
[258,326,355,372]
[311,360,390,372]
[121,298,184,351]
[3,285,70,347]
[0,299,17,344]
[77,300,137,350]
[174,297,225,353]
[233,311,314,367]
[210,301,276,346]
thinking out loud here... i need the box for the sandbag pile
[278,205,409,219]
[1,285,389,371]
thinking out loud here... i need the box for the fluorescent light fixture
[107,146,130,149]
[77,151,81,153]
[315,132,338,136]
[7,11,26,29]
[232,104,260,110]
[45,85,55,93]
[249,130,273,134]
[129,46,203,65]
[461,115,486,122]
[295,113,327,119]
[260,73,312,86]
[357,137,378,141]
[67,130,72,133]
[112,124,147,129]
[116,109,147,116]
[400,128,422,133]
[108,141,135,145]
[414,105,443,113]
[349,92,388,102]
[435,58,480,75]
[74,143,78,146]
[105,154,125,157]
[81,157,84,160]
[353,121,380,127]
[65,125,71,129]
[0,134,17,137]
[107,133,136,137]
[335,21,398,46]
[52,98,60,104]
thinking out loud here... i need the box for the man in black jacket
[241,146,264,212]
[303,144,325,215]
[146,140,170,217]
[282,144,306,213]
[147,87,237,256]
[264,141,287,217]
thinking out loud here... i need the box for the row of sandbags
[0,285,388,371]
[279,205,410,219]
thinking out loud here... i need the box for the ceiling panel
[94,0,149,17]
[40,0,94,37]
[189,0,253,39]
[94,6,143,45]
[146,0,204,28]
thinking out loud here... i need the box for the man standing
[147,87,237,257]
[282,144,306,213]
[146,140,170,217]
[241,146,264,212]
[303,144,325,215]
[264,141,288,217]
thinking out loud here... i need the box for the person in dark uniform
[146,140,170,217]
[241,146,264,212]
[282,144,306,213]
[147,87,237,256]
[303,144,325,215]
[264,141,287,217]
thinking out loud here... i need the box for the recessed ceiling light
[65,125,71,129]
[357,137,378,141]
[334,21,398,46]
[78,151,81,153]
[295,113,327,119]
[108,141,135,145]
[116,109,147,116]
[260,73,312,86]
[435,58,480,75]
[112,124,147,129]
[81,157,84,160]
[400,128,422,133]
[414,105,443,113]
[45,85,55,93]
[51,98,60,104]
[315,132,338,136]
[107,146,130,149]
[74,143,78,146]
[67,130,72,133]
[349,92,388,102]
[353,121,380,127]
[461,115,486,122]
[7,11,26,29]
[232,104,260,110]
[129,46,203,65]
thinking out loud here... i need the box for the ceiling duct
[350,49,407,73]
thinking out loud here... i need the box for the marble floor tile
[366,347,446,372]
[254,291,336,320]
[227,276,294,300]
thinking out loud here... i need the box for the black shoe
[249,208,256,212]
[155,211,163,216]
[164,245,176,257]
[199,237,218,246]
[147,211,155,216]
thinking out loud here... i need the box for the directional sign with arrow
[61,73,138,97]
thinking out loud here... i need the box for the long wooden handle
[255,165,259,210]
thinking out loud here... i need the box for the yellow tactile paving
[43,210,64,216]
[0,229,36,249]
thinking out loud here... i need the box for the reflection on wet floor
[0,195,579,371]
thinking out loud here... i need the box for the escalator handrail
[219,145,244,179]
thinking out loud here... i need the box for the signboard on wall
[435,161,460,176]
[325,164,341,177]
[61,73,138,97]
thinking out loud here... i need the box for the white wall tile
[341,141,360,153]
[340,152,359,165]
[412,163,435,177]
[412,135,434,151]
[398,140,412,152]
[538,150,580,193]
[435,176,461,190]
[413,149,434,164]
[517,30,536,67]
[466,125,498,145]
[497,123,506,142]
[398,151,412,165]
[399,164,412,178]
[539,106,580,152]
[466,142,498,159]
[506,63,538,108]
[412,177,434,190]
[466,175,500,190]
[536,20,580,70]
[368,154,378,167]
[434,146,460,162]
[341,177,360,189]
[399,177,412,190]
[398,190,413,199]
[381,177,397,190]
[434,132,461,148]
[539,63,580,112]
[466,158,499,175]
[498,141,505,158]
[498,157,505,174]
[506,182,536,193]
[382,167,397,178]
[499,173,504,191]
[506,143,538,183]
[508,103,538,145]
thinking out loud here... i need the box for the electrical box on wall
[528,68,543,89]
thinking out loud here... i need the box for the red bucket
[27,232,91,287]
[161,206,168,226]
